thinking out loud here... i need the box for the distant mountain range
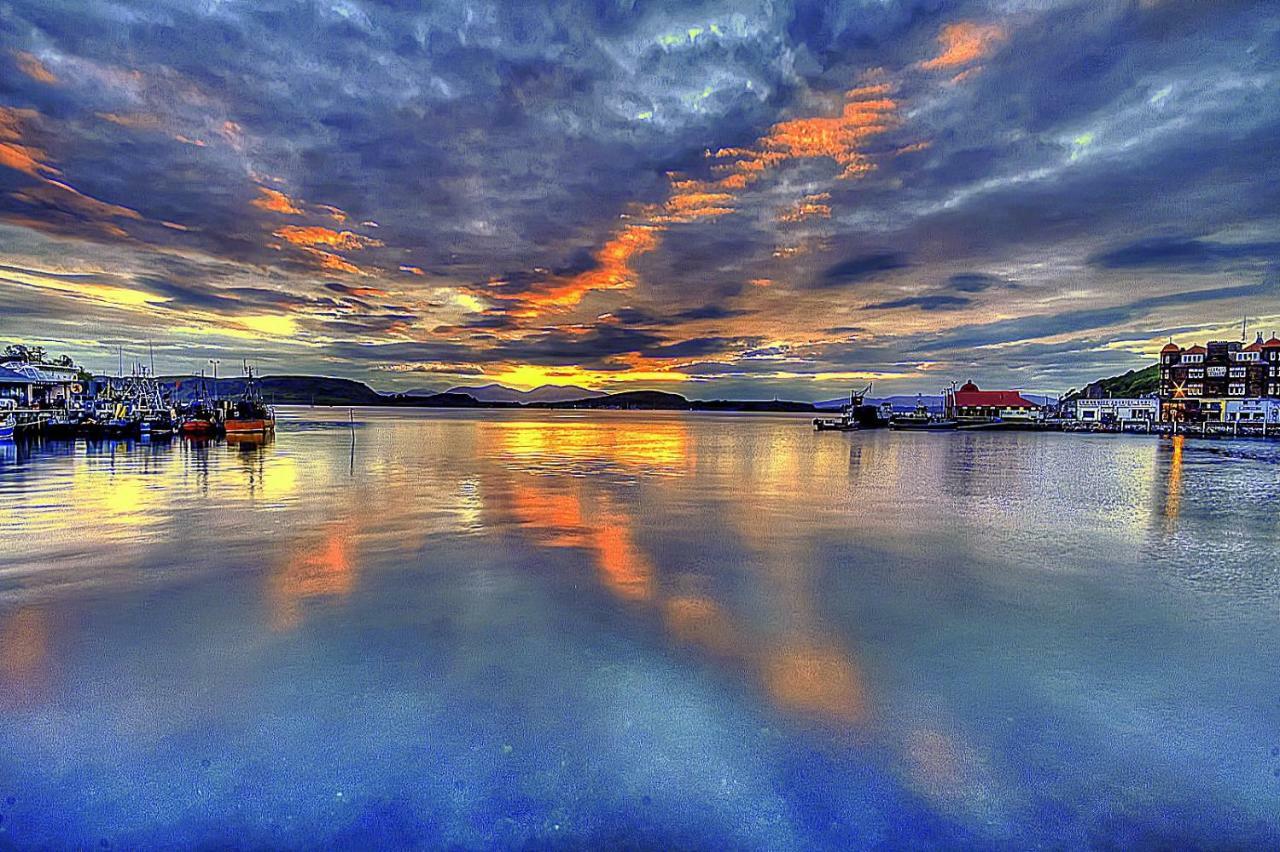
[157,375,482,407]
[145,375,817,412]
[143,373,1128,413]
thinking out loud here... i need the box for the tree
[3,344,30,362]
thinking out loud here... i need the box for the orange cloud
[96,112,163,130]
[298,246,364,275]
[399,265,425,276]
[316,204,348,223]
[778,192,832,224]
[274,224,383,251]
[14,52,57,85]
[504,73,899,318]
[252,186,304,215]
[520,222,662,311]
[920,22,1006,70]
[0,107,57,178]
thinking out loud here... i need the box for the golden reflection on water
[268,520,358,631]
[0,606,50,708]
[1163,435,1184,523]
[484,418,692,472]
[8,413,1204,738]
[480,415,866,725]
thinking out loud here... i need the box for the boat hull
[180,420,219,436]
[889,420,958,431]
[224,418,275,434]
[814,419,858,431]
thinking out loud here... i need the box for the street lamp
[209,359,220,400]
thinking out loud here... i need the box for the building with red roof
[946,381,1041,420]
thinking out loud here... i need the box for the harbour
[2,408,1279,848]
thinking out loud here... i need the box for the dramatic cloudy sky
[1,0,1277,397]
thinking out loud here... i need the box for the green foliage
[1065,364,1159,402]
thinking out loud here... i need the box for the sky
[1,0,1278,399]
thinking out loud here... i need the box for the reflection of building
[945,381,1040,421]
[1160,336,1280,422]
[1075,398,1159,424]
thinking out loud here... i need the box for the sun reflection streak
[0,606,51,708]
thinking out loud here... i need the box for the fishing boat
[889,397,958,431]
[179,404,222,437]
[0,412,15,442]
[224,367,275,435]
[814,383,872,432]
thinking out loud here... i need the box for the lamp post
[209,359,220,401]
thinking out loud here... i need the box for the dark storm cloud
[864,294,970,311]
[922,280,1275,353]
[641,335,762,360]
[1089,237,1280,271]
[673,305,752,321]
[819,252,910,287]
[946,273,1008,293]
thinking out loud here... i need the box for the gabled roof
[1184,345,1207,354]
[0,366,32,384]
[952,384,1039,408]
[1244,340,1264,353]
[0,362,78,383]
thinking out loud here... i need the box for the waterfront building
[0,360,82,408]
[946,381,1041,421]
[1222,398,1280,425]
[1075,397,1160,424]
[1159,335,1280,421]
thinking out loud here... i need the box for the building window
[1188,368,1204,379]
[1188,384,1204,395]
[1229,383,1246,396]
[1182,354,1203,364]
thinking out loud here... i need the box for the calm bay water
[1,408,1279,849]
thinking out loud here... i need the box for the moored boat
[889,398,958,431]
[0,413,14,442]
[223,367,275,435]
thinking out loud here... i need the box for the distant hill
[156,375,486,407]
[1065,364,1159,401]
[545,390,819,412]
[439,383,607,404]
[547,390,691,410]
[135,373,837,412]
[161,374,385,405]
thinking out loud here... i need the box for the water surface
[1,409,1278,848]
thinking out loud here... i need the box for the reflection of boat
[227,432,270,444]
[889,398,958,431]
[224,366,275,435]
